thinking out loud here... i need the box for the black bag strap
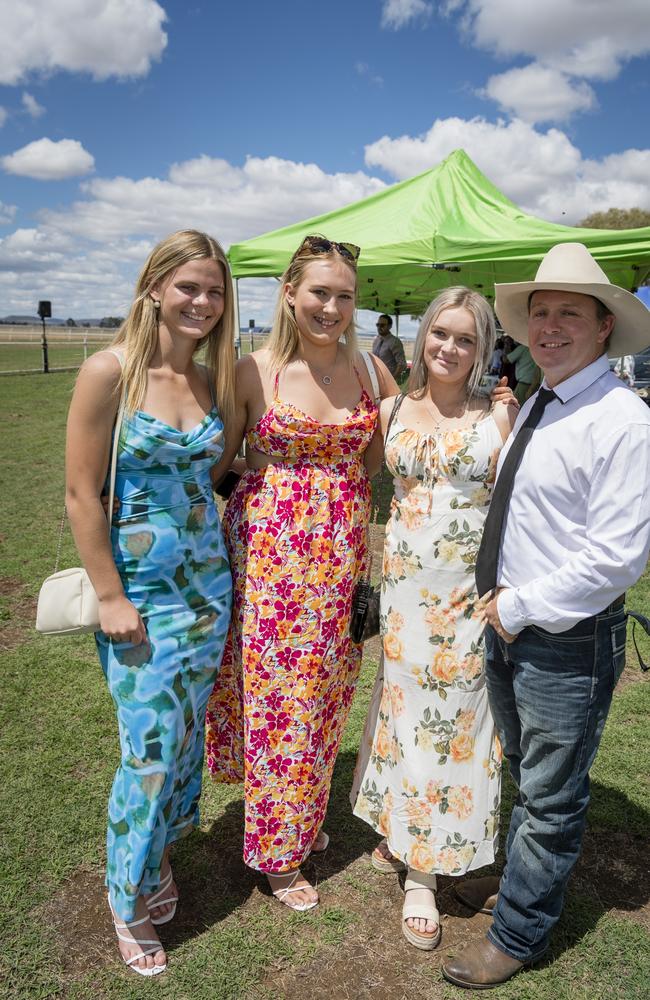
[626,610,650,672]
[384,393,405,445]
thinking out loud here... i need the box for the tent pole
[394,307,399,336]
[233,276,241,358]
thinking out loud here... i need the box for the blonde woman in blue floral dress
[351,287,517,951]
[66,231,235,976]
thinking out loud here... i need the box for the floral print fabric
[205,379,377,873]
[352,409,503,875]
[97,406,232,920]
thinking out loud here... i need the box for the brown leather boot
[442,937,524,989]
[453,875,500,914]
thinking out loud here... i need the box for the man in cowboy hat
[442,243,650,989]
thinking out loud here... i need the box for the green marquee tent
[228,149,650,317]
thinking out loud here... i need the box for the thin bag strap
[106,389,126,535]
[53,386,126,572]
[360,350,380,402]
[384,393,404,445]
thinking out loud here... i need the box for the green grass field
[1,372,648,1000]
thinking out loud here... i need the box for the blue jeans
[484,608,627,962]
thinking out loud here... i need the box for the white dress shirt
[496,355,650,635]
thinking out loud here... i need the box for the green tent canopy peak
[227,149,650,315]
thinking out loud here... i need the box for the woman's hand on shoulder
[489,376,518,410]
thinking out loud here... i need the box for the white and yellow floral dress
[352,400,504,876]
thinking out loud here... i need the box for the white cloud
[0,201,17,224]
[364,115,650,223]
[448,0,650,78]
[483,65,596,124]
[381,0,432,30]
[0,0,167,85]
[0,154,385,316]
[2,138,95,180]
[21,92,45,118]
[34,155,385,245]
[355,62,384,86]
[440,1,650,124]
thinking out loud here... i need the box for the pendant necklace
[423,393,468,430]
[303,350,338,385]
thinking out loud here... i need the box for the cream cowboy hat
[495,242,650,356]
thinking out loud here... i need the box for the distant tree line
[579,207,650,230]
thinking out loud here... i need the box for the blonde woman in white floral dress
[351,287,517,950]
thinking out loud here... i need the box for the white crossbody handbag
[35,394,126,636]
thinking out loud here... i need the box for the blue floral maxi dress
[96,403,232,921]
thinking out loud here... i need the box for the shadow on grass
[35,746,648,994]
[321,749,649,963]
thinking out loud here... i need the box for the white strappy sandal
[269,870,319,912]
[402,870,441,951]
[109,900,167,976]
[145,867,178,926]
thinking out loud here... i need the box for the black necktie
[475,387,557,597]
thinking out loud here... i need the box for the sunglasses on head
[297,235,361,263]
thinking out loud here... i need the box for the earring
[152,299,160,311]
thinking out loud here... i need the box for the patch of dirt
[252,856,495,1000]
[39,867,116,980]
[39,825,650,996]
[0,575,37,651]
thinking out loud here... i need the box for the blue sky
[0,0,649,326]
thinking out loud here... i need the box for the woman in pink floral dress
[351,287,517,950]
[205,236,398,910]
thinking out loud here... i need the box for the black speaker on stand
[38,300,52,372]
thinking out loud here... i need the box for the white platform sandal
[145,867,178,926]
[371,838,407,875]
[402,870,441,951]
[269,870,319,912]
[109,901,167,976]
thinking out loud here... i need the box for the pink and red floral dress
[205,369,377,873]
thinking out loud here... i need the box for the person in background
[614,354,635,386]
[373,313,407,380]
[499,336,517,389]
[66,230,235,975]
[489,337,504,375]
[443,243,650,990]
[506,342,540,403]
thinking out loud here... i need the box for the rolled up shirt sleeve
[497,421,650,635]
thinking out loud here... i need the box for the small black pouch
[214,470,242,500]
[350,581,381,644]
